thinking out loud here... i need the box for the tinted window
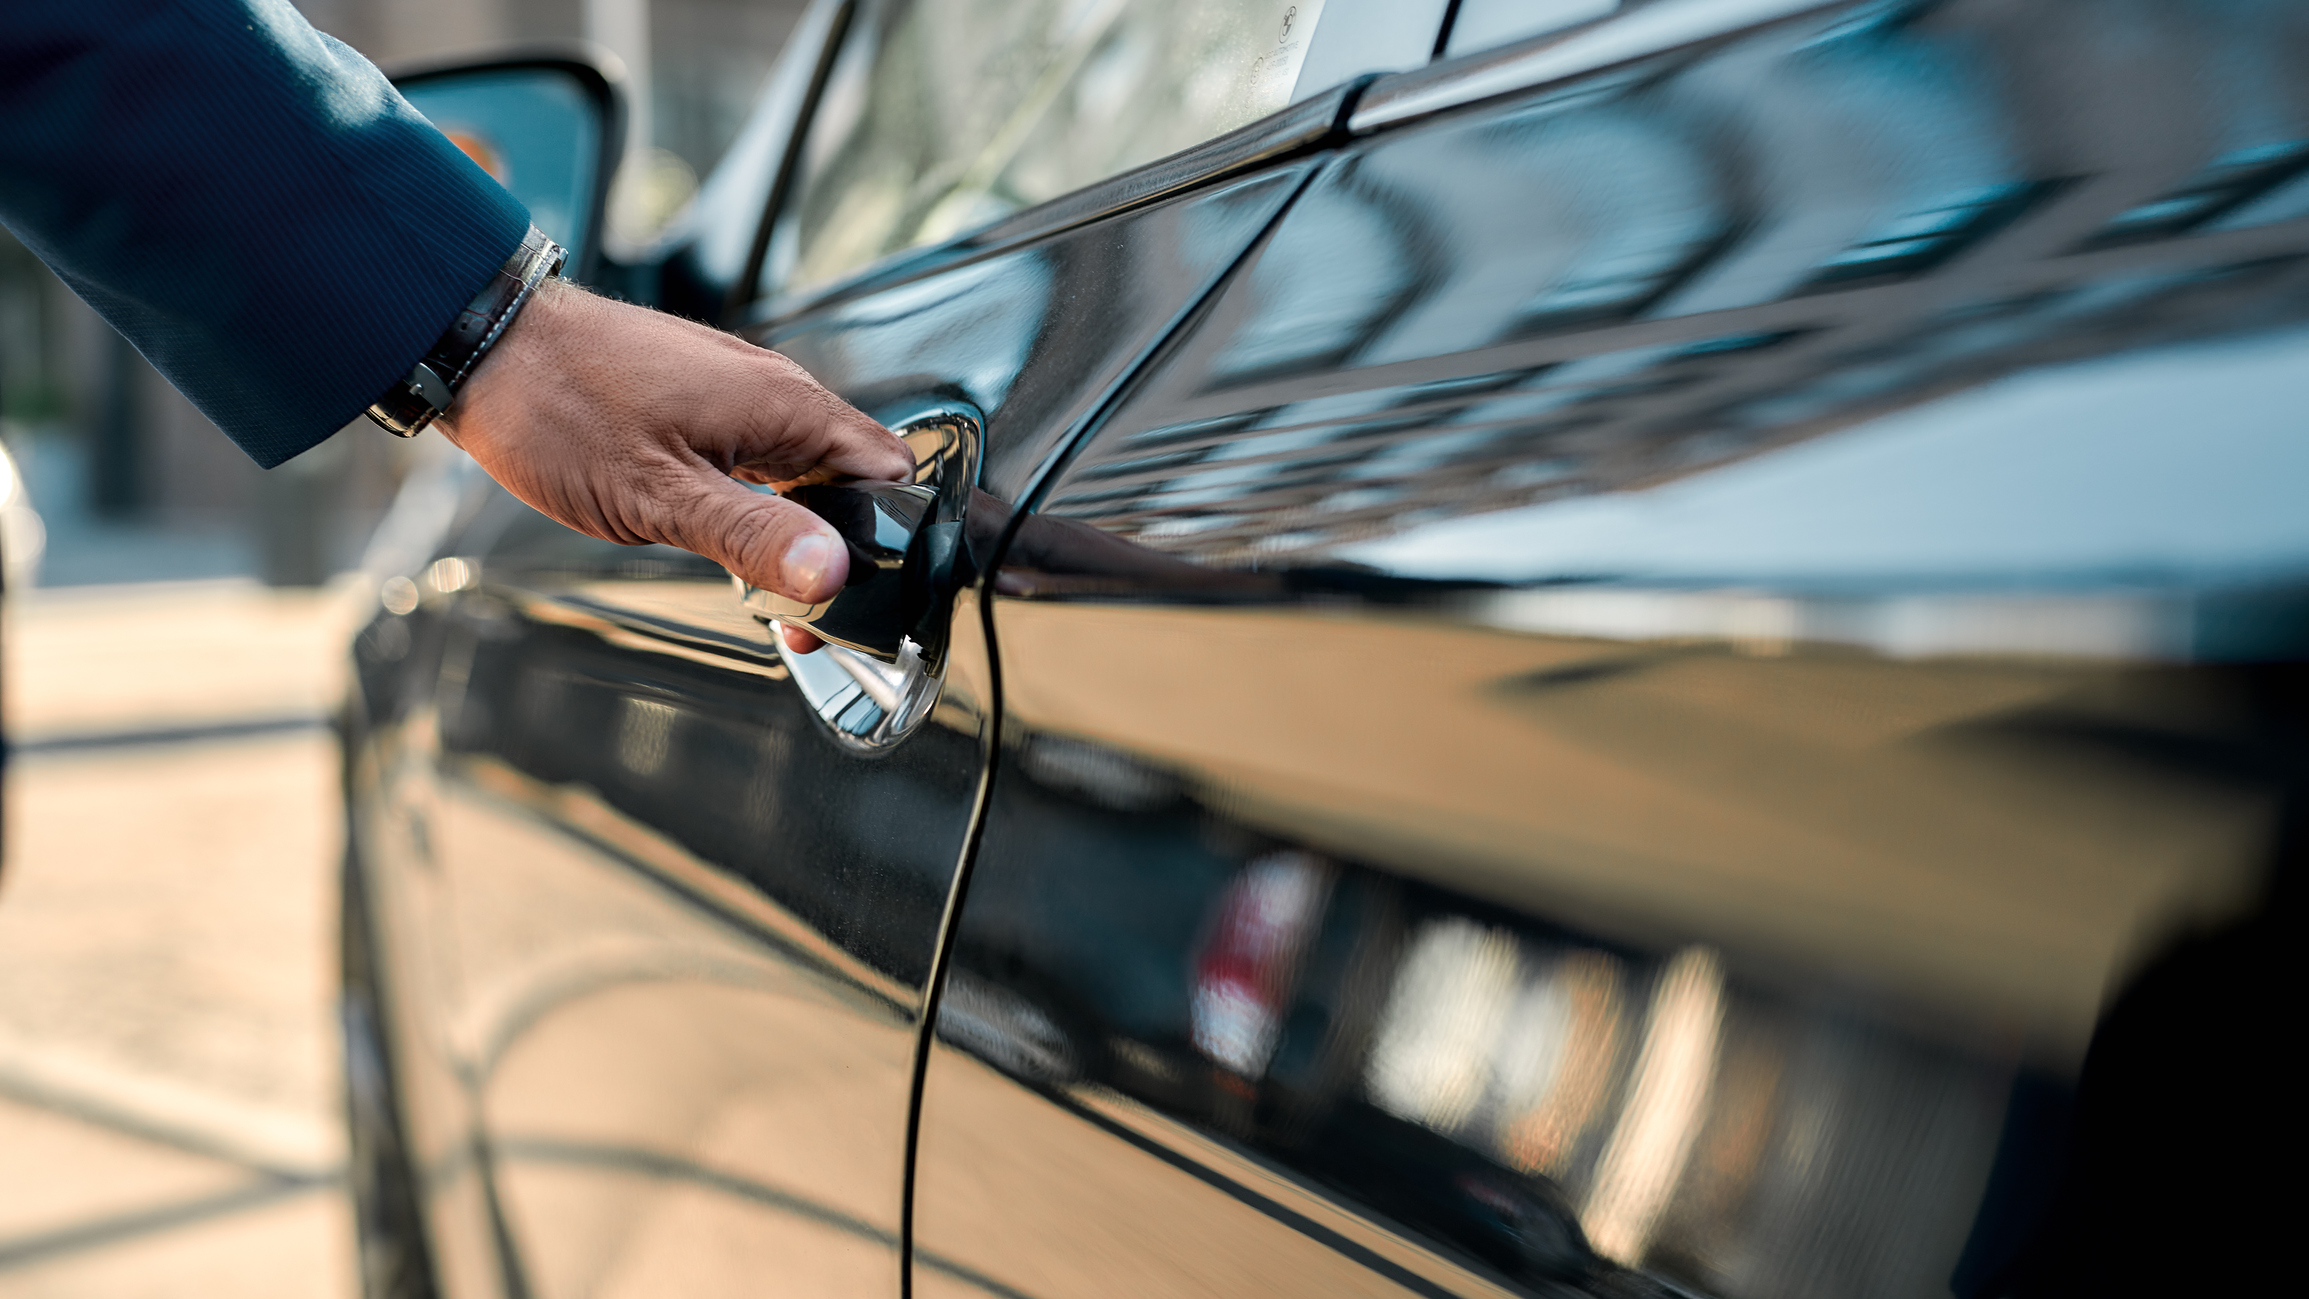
[1445,0,1619,56]
[767,0,1328,294]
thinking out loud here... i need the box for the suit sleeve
[0,0,532,467]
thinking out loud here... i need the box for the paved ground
[1,578,365,1297]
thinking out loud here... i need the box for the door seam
[892,132,1354,1299]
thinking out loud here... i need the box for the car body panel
[346,1,2307,1296]
[760,166,1321,508]
[915,2,2309,1296]
[349,113,1320,1299]
[353,481,995,1299]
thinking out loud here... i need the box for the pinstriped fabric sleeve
[0,0,532,467]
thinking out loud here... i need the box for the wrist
[434,275,577,445]
[365,225,565,438]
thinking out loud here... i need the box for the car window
[765,0,1332,295]
[1444,0,1621,57]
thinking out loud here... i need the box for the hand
[435,278,914,609]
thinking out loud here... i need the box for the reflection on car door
[916,3,2309,1297]
[754,147,1328,1299]
[414,482,973,1299]
[403,64,1349,1299]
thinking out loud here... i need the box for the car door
[372,2,1426,1297]
[914,2,2309,1297]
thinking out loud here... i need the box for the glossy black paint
[347,46,1324,1299]
[349,510,969,1297]
[345,2,2306,1297]
[915,2,2307,1297]
[758,165,1316,509]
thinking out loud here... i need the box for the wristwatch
[366,225,567,437]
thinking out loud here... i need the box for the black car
[345,2,2303,1296]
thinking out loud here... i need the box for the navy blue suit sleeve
[0,0,531,467]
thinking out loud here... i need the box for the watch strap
[367,225,567,438]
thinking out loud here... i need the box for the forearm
[0,0,528,466]
[4,2,917,608]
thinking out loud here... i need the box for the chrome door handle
[740,480,958,659]
[734,407,982,666]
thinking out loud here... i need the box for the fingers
[779,623,826,654]
[733,352,915,488]
[439,281,914,610]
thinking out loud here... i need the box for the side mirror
[392,54,622,281]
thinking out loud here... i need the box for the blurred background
[0,2,803,1292]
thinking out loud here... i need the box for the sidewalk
[0,578,365,1297]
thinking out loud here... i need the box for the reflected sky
[1340,324,2309,586]
[1042,0,2309,598]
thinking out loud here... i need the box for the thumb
[670,469,852,603]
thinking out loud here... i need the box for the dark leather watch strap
[366,225,567,438]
